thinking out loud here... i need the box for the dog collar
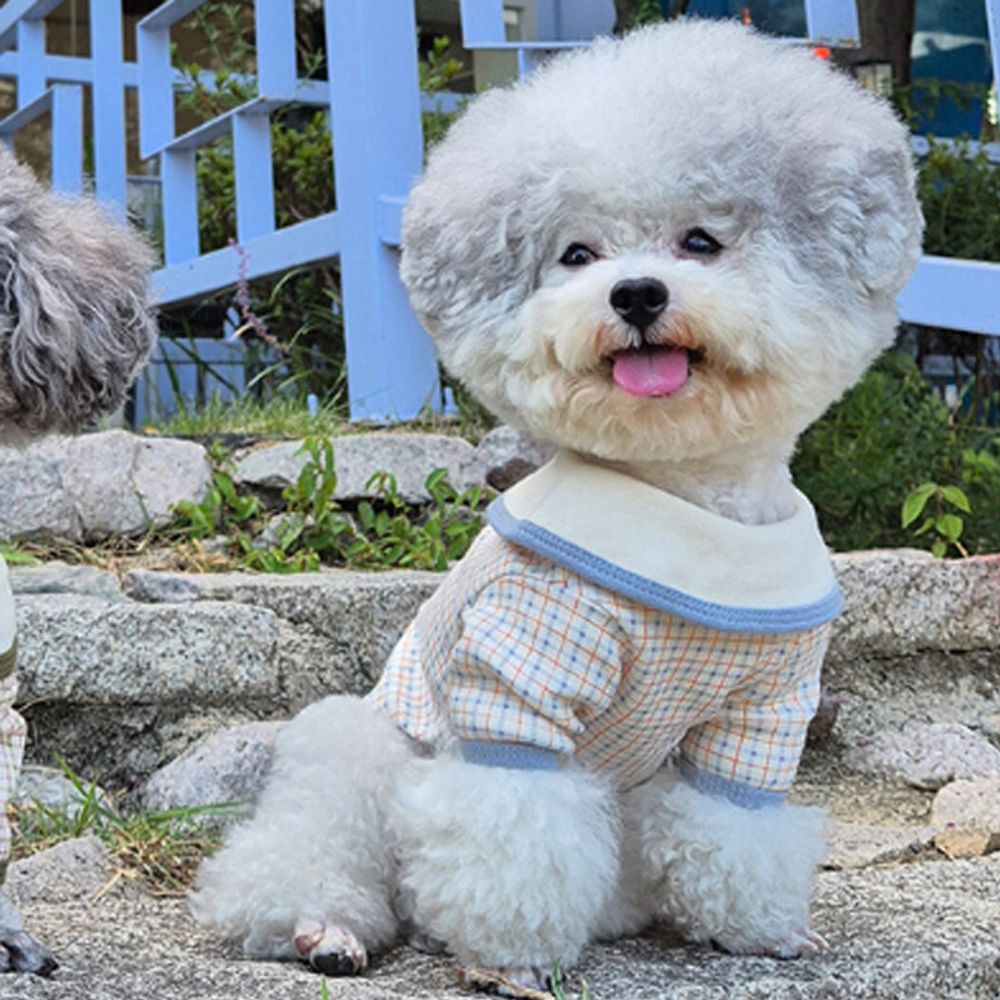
[487,451,842,633]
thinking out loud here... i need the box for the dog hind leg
[189,696,409,971]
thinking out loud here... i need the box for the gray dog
[0,146,157,973]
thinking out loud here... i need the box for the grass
[11,761,239,897]
[149,394,353,439]
[146,390,495,444]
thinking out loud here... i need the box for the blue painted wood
[162,148,200,265]
[803,0,860,46]
[15,17,44,102]
[51,84,83,193]
[233,110,276,243]
[898,257,1000,336]
[0,84,83,192]
[153,213,340,305]
[90,0,127,209]
[136,15,174,159]
[1,0,997,435]
[324,0,441,420]
[256,0,296,99]
[988,0,1000,92]
[0,0,62,52]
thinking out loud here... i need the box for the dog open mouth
[609,343,703,398]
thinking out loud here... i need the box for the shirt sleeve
[677,625,830,808]
[446,572,628,768]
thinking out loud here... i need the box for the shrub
[793,352,1000,554]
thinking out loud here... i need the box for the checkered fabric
[0,557,23,875]
[368,526,830,803]
[0,671,24,871]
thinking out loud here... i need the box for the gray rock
[0,431,210,543]
[6,836,116,905]
[830,550,1000,661]
[142,721,285,820]
[825,822,935,870]
[15,594,281,706]
[14,765,114,815]
[7,857,1000,998]
[0,435,78,540]
[9,562,125,603]
[847,722,1000,790]
[17,571,440,787]
[931,777,1000,835]
[234,433,478,503]
[462,425,556,491]
[122,567,441,710]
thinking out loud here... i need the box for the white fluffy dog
[191,20,922,996]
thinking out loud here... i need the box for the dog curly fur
[191,21,922,995]
[0,146,156,973]
[0,151,156,443]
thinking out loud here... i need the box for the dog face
[0,148,157,443]
[402,20,923,464]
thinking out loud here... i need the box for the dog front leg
[387,755,619,996]
[631,767,827,958]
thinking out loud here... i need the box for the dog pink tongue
[612,345,689,397]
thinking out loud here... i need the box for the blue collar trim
[677,758,786,810]
[487,497,843,634]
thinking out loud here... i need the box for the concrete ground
[2,854,997,1000]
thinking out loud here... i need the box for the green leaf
[931,538,947,558]
[940,485,971,513]
[901,482,937,528]
[936,513,964,541]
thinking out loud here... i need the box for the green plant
[0,545,39,566]
[901,481,971,557]
[168,437,489,573]
[793,351,1000,555]
[173,459,261,541]
[551,963,591,1000]
[916,139,1000,265]
[419,34,465,149]
[11,759,236,896]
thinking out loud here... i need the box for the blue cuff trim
[460,740,563,771]
[487,498,842,634]
[678,758,786,810]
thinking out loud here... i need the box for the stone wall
[9,548,999,790]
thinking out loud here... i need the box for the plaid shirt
[370,527,831,807]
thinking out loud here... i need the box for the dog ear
[0,148,157,435]
[808,127,924,301]
[400,91,543,347]
[844,141,924,298]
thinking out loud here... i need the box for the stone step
[9,550,999,788]
[6,851,999,999]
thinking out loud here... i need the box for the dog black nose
[609,278,669,331]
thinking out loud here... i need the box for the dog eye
[681,229,723,256]
[559,243,599,267]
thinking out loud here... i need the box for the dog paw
[459,965,553,998]
[715,927,827,960]
[0,929,59,976]
[293,920,367,976]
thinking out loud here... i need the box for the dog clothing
[369,451,841,808]
[0,557,25,881]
